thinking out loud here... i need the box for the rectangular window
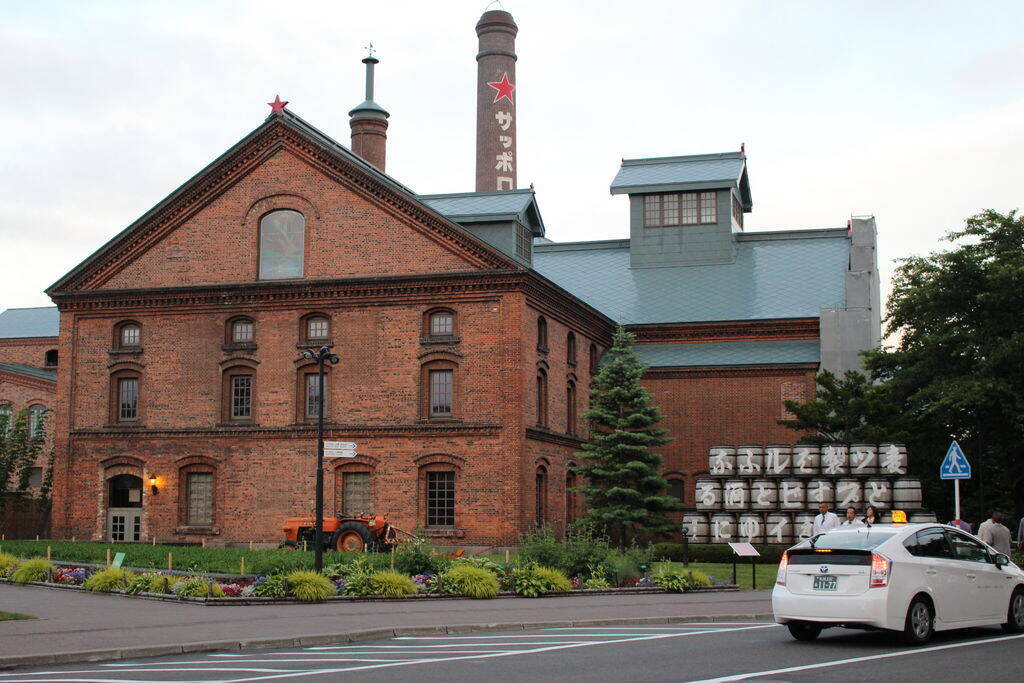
[643,191,718,227]
[341,472,371,516]
[680,192,699,224]
[305,373,325,419]
[732,193,744,227]
[307,318,329,340]
[27,467,43,488]
[430,313,453,336]
[230,375,252,420]
[429,369,453,417]
[426,471,455,526]
[118,378,138,421]
[232,321,254,343]
[516,224,532,261]
[186,472,213,526]
[121,326,140,346]
[700,191,717,224]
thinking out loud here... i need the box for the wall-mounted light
[148,474,159,495]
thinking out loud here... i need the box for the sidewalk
[0,583,771,667]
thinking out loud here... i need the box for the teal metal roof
[0,362,57,382]
[419,190,545,236]
[634,340,820,368]
[533,231,849,324]
[0,307,59,339]
[611,152,747,197]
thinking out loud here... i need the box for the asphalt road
[3,622,1024,682]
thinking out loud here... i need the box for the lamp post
[681,524,690,567]
[303,345,339,573]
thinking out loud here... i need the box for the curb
[0,613,775,670]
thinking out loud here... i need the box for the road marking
[688,631,1024,682]
[392,632,718,639]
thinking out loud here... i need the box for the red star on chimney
[267,95,288,114]
[487,73,515,104]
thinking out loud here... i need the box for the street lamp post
[681,524,690,567]
[303,345,339,573]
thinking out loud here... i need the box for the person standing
[949,517,971,533]
[862,505,880,526]
[1018,515,1024,552]
[812,502,840,535]
[979,511,1012,556]
[840,507,864,527]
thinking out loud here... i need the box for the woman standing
[863,505,880,526]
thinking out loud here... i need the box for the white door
[909,528,967,625]
[946,531,999,620]
[107,508,141,542]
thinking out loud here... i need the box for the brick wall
[0,338,58,368]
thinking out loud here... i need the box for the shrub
[606,554,642,586]
[441,564,499,599]
[451,555,503,573]
[517,526,565,570]
[11,558,53,584]
[653,568,713,593]
[393,543,438,576]
[582,575,611,589]
[370,571,418,597]
[83,568,132,592]
[286,571,335,602]
[251,574,287,598]
[52,566,90,585]
[330,557,375,596]
[0,552,18,574]
[172,577,225,598]
[511,563,570,597]
[536,566,572,593]
[561,529,615,578]
[125,572,170,595]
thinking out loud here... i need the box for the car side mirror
[995,553,1010,568]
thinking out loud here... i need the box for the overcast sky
[2,0,1022,317]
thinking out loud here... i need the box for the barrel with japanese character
[750,478,777,510]
[765,512,794,545]
[878,443,908,475]
[909,511,937,524]
[849,443,878,475]
[807,479,835,507]
[793,512,816,541]
[708,446,736,477]
[763,445,792,476]
[738,512,764,545]
[710,512,736,543]
[836,478,863,508]
[893,478,923,509]
[779,478,805,510]
[792,445,820,475]
[695,478,722,511]
[820,443,850,476]
[682,512,709,544]
[723,479,749,511]
[863,478,892,508]
[736,445,764,476]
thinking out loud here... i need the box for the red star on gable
[487,73,515,104]
[267,95,288,114]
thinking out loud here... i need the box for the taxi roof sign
[890,510,908,524]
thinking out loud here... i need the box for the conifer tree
[572,327,680,547]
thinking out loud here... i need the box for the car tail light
[870,553,891,587]
[776,551,789,586]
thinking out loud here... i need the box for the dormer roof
[610,151,752,210]
[419,189,545,236]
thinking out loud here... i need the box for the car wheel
[903,596,934,645]
[787,621,823,641]
[1002,589,1024,633]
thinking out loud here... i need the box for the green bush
[369,570,417,597]
[286,571,335,602]
[393,543,438,576]
[582,575,611,589]
[253,574,287,598]
[83,567,132,593]
[441,564,500,599]
[511,563,570,597]
[125,572,168,595]
[10,558,53,584]
[328,557,376,595]
[451,555,503,573]
[0,552,18,574]
[606,554,642,586]
[653,568,713,593]
[561,529,616,579]
[173,577,224,598]
[517,527,565,570]
[536,566,572,593]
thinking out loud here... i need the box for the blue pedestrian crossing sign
[939,441,971,480]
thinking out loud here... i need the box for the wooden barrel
[864,478,892,508]
[695,478,722,511]
[682,512,709,543]
[738,512,764,545]
[710,513,735,543]
[736,445,764,476]
[909,511,937,524]
[849,443,878,475]
[764,445,792,476]
[836,478,863,508]
[793,445,820,475]
[750,479,778,510]
[708,446,736,476]
[893,478,923,509]
[793,513,816,541]
[723,479,749,510]
[821,443,850,476]
[807,479,835,506]
[878,443,908,475]
[765,512,794,545]
[779,478,805,510]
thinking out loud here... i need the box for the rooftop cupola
[348,50,390,171]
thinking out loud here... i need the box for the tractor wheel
[335,521,373,552]
[278,541,298,551]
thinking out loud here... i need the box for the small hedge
[441,564,500,599]
[511,563,572,598]
[286,571,334,602]
[11,558,53,584]
[652,568,712,593]
[83,568,132,593]
[369,571,417,597]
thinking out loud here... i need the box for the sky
[1,0,1022,319]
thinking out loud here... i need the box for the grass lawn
[0,611,35,621]
[653,561,779,591]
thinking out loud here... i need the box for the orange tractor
[281,515,399,553]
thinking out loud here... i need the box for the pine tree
[572,327,680,547]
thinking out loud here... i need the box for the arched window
[115,321,141,348]
[667,478,686,505]
[536,316,548,351]
[421,359,457,419]
[222,365,255,422]
[535,465,548,526]
[303,314,330,344]
[28,404,46,438]
[566,470,577,526]
[44,349,58,367]
[536,369,548,427]
[589,343,600,375]
[228,317,255,344]
[567,332,577,366]
[566,380,577,436]
[110,370,141,423]
[258,209,305,279]
[426,309,455,338]
[0,403,11,434]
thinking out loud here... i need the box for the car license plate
[813,575,838,591]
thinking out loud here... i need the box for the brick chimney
[475,9,518,191]
[349,54,389,171]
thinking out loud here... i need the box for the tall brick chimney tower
[475,9,518,191]
[349,53,389,171]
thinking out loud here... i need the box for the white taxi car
[772,522,1024,644]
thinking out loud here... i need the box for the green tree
[572,327,680,547]
[778,369,910,444]
[864,209,1024,521]
[0,408,53,527]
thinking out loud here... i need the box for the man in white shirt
[812,502,840,535]
[839,507,864,527]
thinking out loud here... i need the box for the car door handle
[925,569,938,575]
[966,574,977,579]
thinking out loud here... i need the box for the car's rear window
[811,530,898,550]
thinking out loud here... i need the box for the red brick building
[2,9,880,546]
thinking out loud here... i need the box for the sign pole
[954,479,960,522]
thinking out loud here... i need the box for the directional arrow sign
[324,441,357,458]
[939,440,971,480]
